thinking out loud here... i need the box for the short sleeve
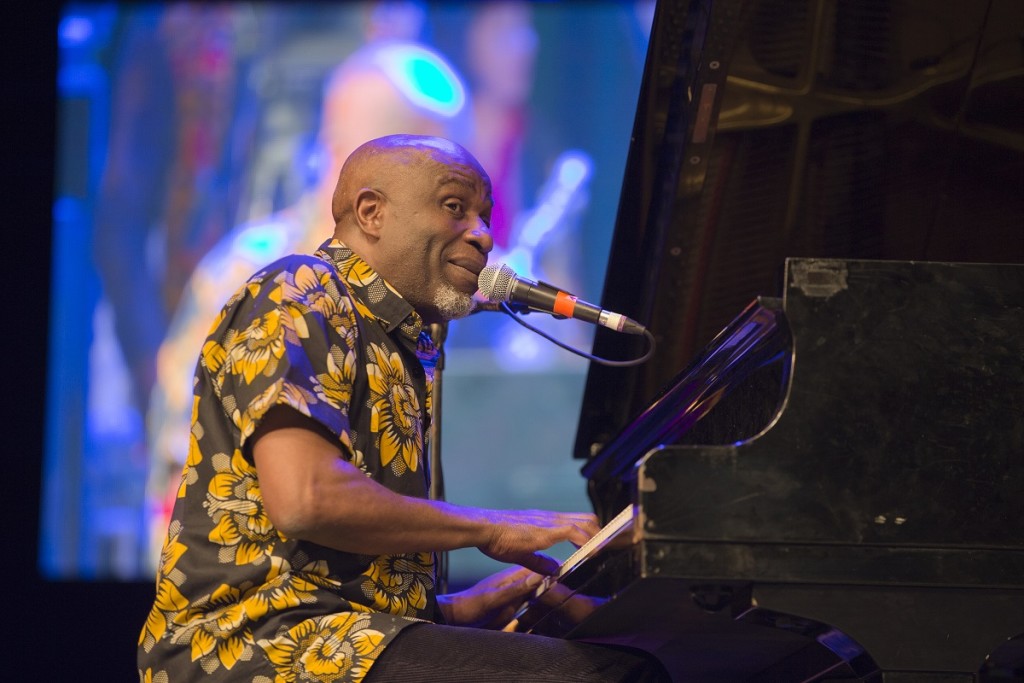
[199,257,359,456]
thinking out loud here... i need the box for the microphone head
[477,263,517,303]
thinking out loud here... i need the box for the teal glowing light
[233,223,290,263]
[376,44,466,118]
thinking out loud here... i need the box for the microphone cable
[497,302,656,367]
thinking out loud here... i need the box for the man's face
[377,143,494,324]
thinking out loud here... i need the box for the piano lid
[574,0,1024,463]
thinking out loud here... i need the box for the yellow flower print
[140,667,168,683]
[139,527,189,651]
[352,297,375,323]
[203,305,229,339]
[366,343,422,476]
[259,612,385,683]
[139,575,189,651]
[178,432,203,499]
[234,379,320,446]
[244,280,262,300]
[245,556,336,617]
[225,308,288,385]
[323,293,357,341]
[279,262,337,318]
[334,311,359,352]
[201,337,228,376]
[231,382,278,444]
[229,379,314,445]
[346,601,373,614]
[205,450,275,565]
[172,583,256,672]
[316,344,356,410]
[339,252,379,290]
[177,397,205,498]
[350,447,366,472]
[360,553,434,617]
[278,380,319,413]
[335,251,382,316]
[159,525,188,576]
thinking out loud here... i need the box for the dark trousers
[364,622,672,682]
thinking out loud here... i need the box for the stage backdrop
[42,0,653,585]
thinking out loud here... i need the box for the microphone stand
[427,322,448,594]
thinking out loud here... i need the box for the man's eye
[445,200,464,214]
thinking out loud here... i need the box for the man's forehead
[360,135,490,196]
[400,147,491,193]
[435,166,490,193]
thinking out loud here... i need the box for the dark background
[2,1,152,678]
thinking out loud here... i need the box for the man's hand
[476,509,600,575]
[437,567,543,629]
[513,580,608,634]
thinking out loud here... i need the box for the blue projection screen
[42,0,652,582]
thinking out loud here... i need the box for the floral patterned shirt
[139,239,440,682]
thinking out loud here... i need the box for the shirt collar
[315,238,425,342]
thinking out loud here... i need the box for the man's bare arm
[251,406,598,574]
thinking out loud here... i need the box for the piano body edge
[565,259,1024,681]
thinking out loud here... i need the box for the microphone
[478,263,646,335]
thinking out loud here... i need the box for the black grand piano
[518,1,1024,680]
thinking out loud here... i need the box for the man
[145,39,471,565]
[138,135,670,682]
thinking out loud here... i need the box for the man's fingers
[480,510,602,566]
[514,551,560,576]
[563,522,597,548]
[501,571,544,601]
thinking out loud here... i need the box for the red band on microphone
[553,292,577,318]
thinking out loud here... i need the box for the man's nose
[466,220,494,254]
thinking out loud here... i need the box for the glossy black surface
[583,296,790,519]
[639,260,1024,550]
[573,0,1024,678]
[558,259,1024,680]
[576,0,1024,465]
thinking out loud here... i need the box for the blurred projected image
[43,1,653,581]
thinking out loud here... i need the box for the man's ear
[354,188,384,238]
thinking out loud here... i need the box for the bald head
[331,134,487,229]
